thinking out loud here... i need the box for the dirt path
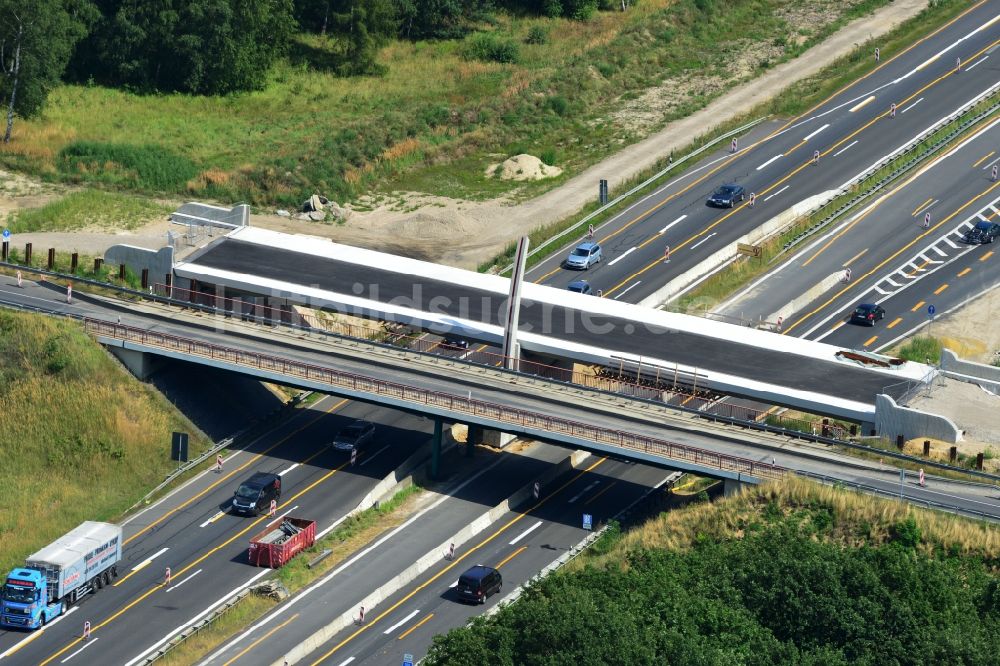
[250,0,929,269]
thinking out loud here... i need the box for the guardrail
[85,316,785,481]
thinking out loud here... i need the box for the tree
[0,0,94,143]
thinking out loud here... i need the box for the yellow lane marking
[842,248,868,267]
[903,260,929,278]
[604,35,1000,296]
[41,453,352,665]
[911,197,934,216]
[584,480,619,506]
[886,317,903,329]
[849,96,876,112]
[957,267,971,277]
[222,613,299,666]
[863,335,878,347]
[397,613,434,641]
[934,283,949,295]
[530,4,988,288]
[911,300,926,312]
[679,395,696,406]
[783,179,1000,334]
[309,458,608,665]
[495,546,528,569]
[973,151,995,168]
[981,251,994,261]
[123,398,349,546]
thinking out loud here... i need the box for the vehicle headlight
[232,499,238,506]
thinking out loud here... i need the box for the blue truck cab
[1,569,65,629]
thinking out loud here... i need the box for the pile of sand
[486,154,562,181]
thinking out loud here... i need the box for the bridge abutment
[109,346,163,380]
[723,477,745,497]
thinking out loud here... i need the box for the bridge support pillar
[723,477,744,497]
[465,424,481,457]
[482,429,515,449]
[430,418,443,480]
[109,347,162,380]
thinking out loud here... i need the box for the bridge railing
[86,317,785,481]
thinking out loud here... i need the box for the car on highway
[456,565,502,604]
[232,472,282,516]
[706,183,746,208]
[564,242,603,269]
[850,303,885,327]
[567,280,593,295]
[330,419,376,452]
[962,221,1000,244]
[442,335,470,350]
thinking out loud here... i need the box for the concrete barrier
[941,349,1000,394]
[766,272,845,326]
[875,394,962,444]
[639,192,835,308]
[275,450,592,665]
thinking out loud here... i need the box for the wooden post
[141,268,149,290]
[895,434,904,450]
[94,257,103,273]
[71,253,78,272]
[923,440,930,456]
[118,264,126,281]
[47,248,55,269]
[949,446,957,463]
[24,243,32,265]
[976,452,984,471]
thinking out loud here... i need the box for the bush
[548,95,569,116]
[895,336,943,364]
[462,33,520,64]
[525,26,549,44]
[57,142,199,191]
[540,148,558,166]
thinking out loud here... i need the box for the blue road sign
[2,228,9,239]
[927,304,935,317]
[403,654,414,666]
[582,514,593,530]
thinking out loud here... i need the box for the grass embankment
[1,0,898,207]
[425,476,1000,664]
[4,190,171,233]
[482,0,979,272]
[0,310,210,573]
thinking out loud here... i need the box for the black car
[442,335,470,350]
[706,183,746,208]
[850,303,885,327]
[232,472,281,515]
[456,565,502,604]
[962,221,1000,244]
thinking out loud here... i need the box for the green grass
[0,0,901,207]
[158,594,276,666]
[0,310,211,574]
[895,335,944,364]
[6,190,172,233]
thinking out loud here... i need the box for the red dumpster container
[248,517,316,568]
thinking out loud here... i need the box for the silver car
[565,242,603,270]
[331,420,375,452]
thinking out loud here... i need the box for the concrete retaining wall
[875,394,962,444]
[109,345,163,380]
[639,192,835,308]
[276,449,592,665]
[104,244,173,286]
[941,349,1000,393]
[767,272,845,325]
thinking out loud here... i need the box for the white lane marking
[278,463,299,476]
[336,658,356,666]
[509,521,543,546]
[658,214,686,234]
[982,155,1000,171]
[874,286,890,295]
[901,13,1000,80]
[201,456,509,664]
[614,281,642,300]
[965,55,989,71]
[607,247,637,266]
[848,96,875,113]
[944,238,959,249]
[833,140,858,157]
[383,609,421,635]
[763,185,790,202]
[690,233,716,249]
[360,445,389,467]
[932,246,948,258]
[60,637,99,663]
[166,569,202,592]
[199,512,225,528]
[801,123,829,142]
[0,607,79,660]
[756,154,783,171]
[568,481,600,504]
[131,547,169,572]
[123,570,271,666]
[901,97,923,114]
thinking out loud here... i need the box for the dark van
[456,565,502,604]
[232,472,281,516]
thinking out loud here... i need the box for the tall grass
[0,311,209,573]
[6,190,171,233]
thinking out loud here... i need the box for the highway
[716,109,1000,351]
[526,2,1000,306]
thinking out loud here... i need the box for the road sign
[269,499,277,516]
[1,228,9,239]
[83,621,91,640]
[403,654,414,666]
[736,243,761,258]
[582,513,593,530]
[918,468,925,487]
[927,304,935,317]
[171,432,189,463]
